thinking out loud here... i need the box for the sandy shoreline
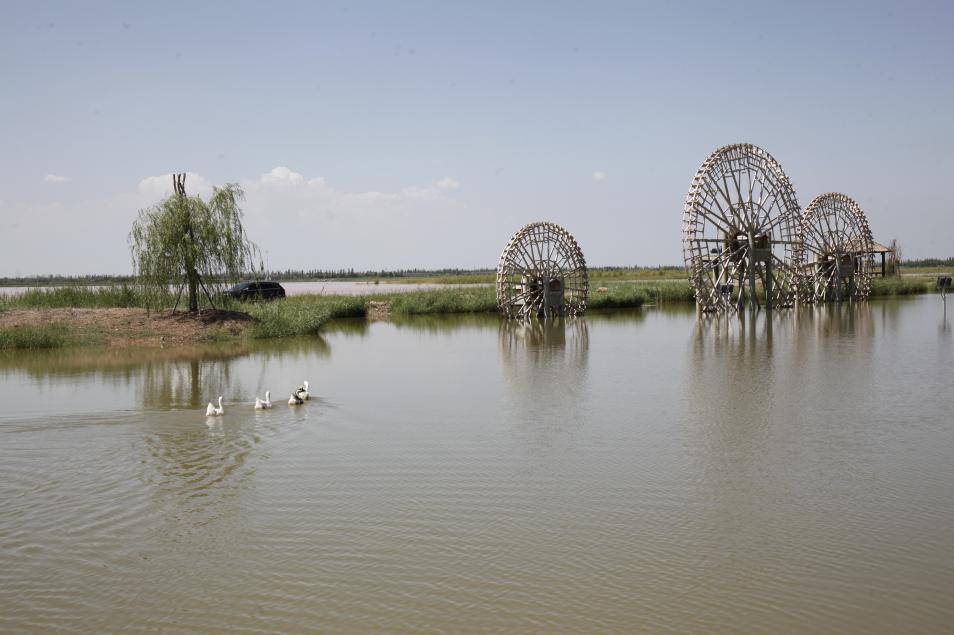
[0,308,253,348]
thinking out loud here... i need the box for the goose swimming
[205,396,224,416]
[297,380,310,400]
[288,391,304,405]
[254,390,272,410]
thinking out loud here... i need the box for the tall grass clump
[246,296,367,338]
[589,281,693,308]
[641,281,695,303]
[4,284,158,309]
[388,287,498,315]
[870,278,931,297]
[0,324,70,349]
[588,285,648,309]
[393,273,496,285]
[590,266,686,283]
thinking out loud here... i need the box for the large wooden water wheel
[683,143,801,312]
[496,221,588,319]
[796,193,873,303]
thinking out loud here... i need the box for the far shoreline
[0,279,940,352]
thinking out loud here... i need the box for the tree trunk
[181,194,200,312]
[187,266,199,312]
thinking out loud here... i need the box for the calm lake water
[1,297,952,632]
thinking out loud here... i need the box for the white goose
[288,391,304,405]
[254,390,272,410]
[297,380,310,401]
[205,396,224,416]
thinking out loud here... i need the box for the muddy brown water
[1,297,953,632]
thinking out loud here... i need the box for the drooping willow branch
[129,175,262,311]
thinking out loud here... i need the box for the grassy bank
[0,276,939,349]
[0,324,70,350]
[0,284,159,311]
[0,323,107,350]
[239,288,500,339]
[238,284,661,338]
[387,287,498,315]
[244,295,367,339]
[384,283,680,315]
[599,282,695,306]
[869,277,933,296]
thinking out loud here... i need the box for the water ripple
[2,303,954,632]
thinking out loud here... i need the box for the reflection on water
[498,317,589,358]
[498,319,589,467]
[692,309,780,355]
[0,338,331,419]
[797,301,876,339]
[391,312,500,335]
[320,315,371,337]
[1,298,953,632]
[681,300,954,633]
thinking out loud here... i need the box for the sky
[1,0,953,276]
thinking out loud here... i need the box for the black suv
[225,281,286,302]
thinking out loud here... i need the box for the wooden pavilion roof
[845,239,895,254]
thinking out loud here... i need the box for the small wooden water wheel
[683,143,801,312]
[796,193,874,303]
[496,221,588,319]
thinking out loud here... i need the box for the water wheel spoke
[683,144,801,312]
[496,222,587,319]
[800,193,873,303]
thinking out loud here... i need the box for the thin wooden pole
[171,282,184,313]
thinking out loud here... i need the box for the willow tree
[129,174,261,311]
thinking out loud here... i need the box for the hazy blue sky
[2,0,952,275]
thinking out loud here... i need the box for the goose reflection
[135,336,333,540]
[0,336,332,426]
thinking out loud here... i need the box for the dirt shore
[0,308,252,348]
[366,300,391,321]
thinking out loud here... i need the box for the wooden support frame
[496,221,588,319]
[682,143,800,313]
[795,193,874,303]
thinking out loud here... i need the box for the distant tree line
[5,260,948,288]
[0,274,137,287]
[902,257,954,267]
[264,267,496,280]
